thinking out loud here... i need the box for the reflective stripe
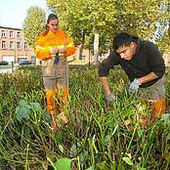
[35,45,46,49]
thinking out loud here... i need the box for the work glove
[128,78,141,94]
[105,93,117,103]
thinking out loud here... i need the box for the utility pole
[14,42,17,63]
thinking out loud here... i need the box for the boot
[58,112,68,126]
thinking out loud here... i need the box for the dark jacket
[98,39,165,88]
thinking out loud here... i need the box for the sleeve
[98,51,119,77]
[147,42,165,78]
[34,35,51,59]
[64,34,76,57]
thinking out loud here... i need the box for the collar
[134,39,141,56]
[48,29,60,35]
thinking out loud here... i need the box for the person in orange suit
[99,33,166,124]
[35,13,76,131]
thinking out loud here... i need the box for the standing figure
[99,32,166,122]
[35,14,76,131]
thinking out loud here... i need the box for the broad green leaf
[138,129,143,138]
[161,114,170,125]
[136,163,146,170]
[69,144,77,157]
[122,157,133,166]
[58,144,64,153]
[104,135,110,146]
[30,102,42,111]
[148,131,155,145]
[15,100,32,122]
[15,106,30,122]
[55,158,71,170]
[19,100,28,107]
[86,166,95,170]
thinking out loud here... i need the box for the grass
[0,66,169,169]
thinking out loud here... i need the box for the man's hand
[105,93,117,103]
[129,78,141,94]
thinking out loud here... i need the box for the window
[2,41,7,49]
[24,42,28,50]
[10,41,14,49]
[1,30,6,37]
[17,42,21,49]
[18,56,27,62]
[10,31,14,38]
[17,31,21,38]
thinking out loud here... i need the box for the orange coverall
[34,29,76,116]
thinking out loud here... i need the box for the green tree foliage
[47,0,170,53]
[155,2,170,51]
[47,0,117,61]
[22,6,46,47]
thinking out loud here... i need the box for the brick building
[0,26,34,64]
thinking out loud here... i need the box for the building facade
[0,26,34,64]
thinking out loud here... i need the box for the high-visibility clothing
[34,29,75,80]
[138,76,166,120]
[151,98,166,119]
[35,30,76,59]
[34,29,76,116]
[45,89,57,114]
[45,87,69,115]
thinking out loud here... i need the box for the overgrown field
[0,66,170,170]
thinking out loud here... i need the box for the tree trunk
[79,30,86,60]
[93,32,99,65]
[168,19,170,39]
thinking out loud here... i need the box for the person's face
[116,42,137,61]
[48,19,59,32]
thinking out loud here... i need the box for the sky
[0,0,48,28]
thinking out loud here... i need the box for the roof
[0,26,22,31]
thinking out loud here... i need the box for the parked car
[0,61,9,65]
[19,61,32,65]
[15,61,32,66]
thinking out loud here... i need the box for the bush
[0,66,169,169]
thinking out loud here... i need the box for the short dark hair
[113,33,137,50]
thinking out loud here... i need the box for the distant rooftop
[0,26,21,30]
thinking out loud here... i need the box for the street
[0,67,15,73]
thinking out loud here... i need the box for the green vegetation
[22,6,46,47]
[0,66,169,169]
[23,1,170,62]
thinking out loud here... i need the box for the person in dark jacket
[98,32,166,120]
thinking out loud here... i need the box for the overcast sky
[0,0,47,28]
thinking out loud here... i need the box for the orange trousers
[138,76,166,124]
[150,98,166,121]
[45,87,69,115]
[139,98,166,127]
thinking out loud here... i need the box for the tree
[22,6,46,47]
[47,0,117,64]
[47,0,170,63]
